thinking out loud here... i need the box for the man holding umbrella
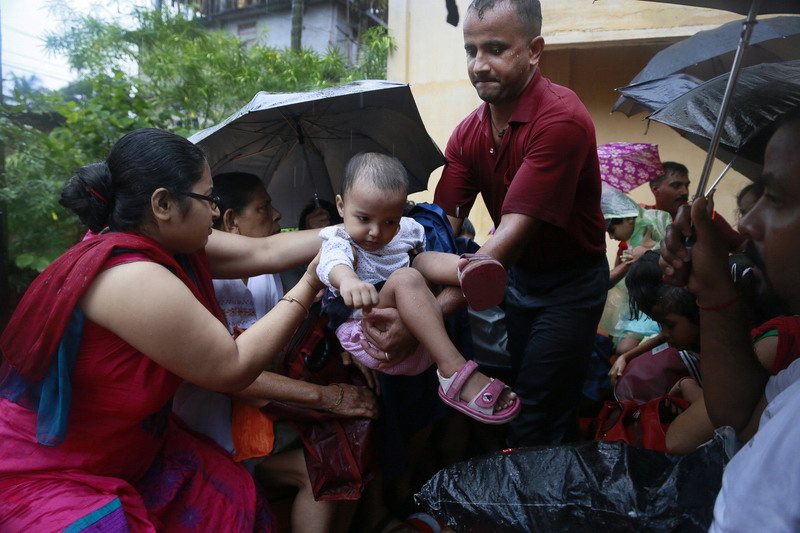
[430,0,608,447]
[661,111,800,530]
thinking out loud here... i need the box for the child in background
[736,182,763,220]
[599,184,672,357]
[317,152,520,424]
[619,251,711,454]
[611,250,701,386]
[624,251,800,452]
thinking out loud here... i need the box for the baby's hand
[340,279,379,310]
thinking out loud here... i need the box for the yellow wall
[388,0,753,260]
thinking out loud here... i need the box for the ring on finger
[384,351,390,362]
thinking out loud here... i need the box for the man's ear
[649,181,659,193]
[529,35,545,70]
[335,195,345,218]
[151,188,175,222]
[222,208,239,234]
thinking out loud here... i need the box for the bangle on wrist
[279,296,309,317]
[324,383,344,412]
[696,293,740,311]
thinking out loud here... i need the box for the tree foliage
[1,4,392,297]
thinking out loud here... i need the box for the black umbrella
[647,60,800,181]
[615,73,702,117]
[640,0,800,14]
[189,80,446,227]
[612,16,800,115]
[637,2,800,197]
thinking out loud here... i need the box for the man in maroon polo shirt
[432,0,609,446]
[647,161,746,253]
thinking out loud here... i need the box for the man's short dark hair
[468,0,542,39]
[651,161,689,186]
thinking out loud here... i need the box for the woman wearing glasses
[0,128,324,532]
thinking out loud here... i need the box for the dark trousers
[505,254,609,447]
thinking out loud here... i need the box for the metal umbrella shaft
[694,0,762,199]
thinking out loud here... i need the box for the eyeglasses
[181,191,220,210]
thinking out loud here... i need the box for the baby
[317,152,519,424]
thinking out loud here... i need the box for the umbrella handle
[703,159,735,199]
[693,0,762,200]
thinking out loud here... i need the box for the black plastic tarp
[415,436,727,532]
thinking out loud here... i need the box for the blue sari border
[65,497,128,532]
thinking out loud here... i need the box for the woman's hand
[340,350,379,392]
[302,250,326,293]
[322,383,379,419]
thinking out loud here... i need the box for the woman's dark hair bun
[59,128,206,234]
[59,162,114,233]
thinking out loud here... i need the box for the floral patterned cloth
[598,142,664,193]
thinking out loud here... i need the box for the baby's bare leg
[411,251,460,287]
[378,268,514,409]
[413,251,507,312]
[378,267,462,374]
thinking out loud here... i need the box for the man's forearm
[699,296,769,432]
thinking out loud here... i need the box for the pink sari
[0,233,275,531]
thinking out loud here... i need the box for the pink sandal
[437,360,521,424]
[457,254,507,311]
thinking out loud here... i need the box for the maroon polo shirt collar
[478,68,542,132]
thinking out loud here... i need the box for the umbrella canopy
[189,80,446,227]
[647,60,800,180]
[640,0,800,15]
[615,74,702,117]
[597,142,665,192]
[612,16,800,115]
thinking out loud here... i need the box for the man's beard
[741,240,792,320]
[744,240,766,273]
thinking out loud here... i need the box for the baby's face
[336,182,406,252]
